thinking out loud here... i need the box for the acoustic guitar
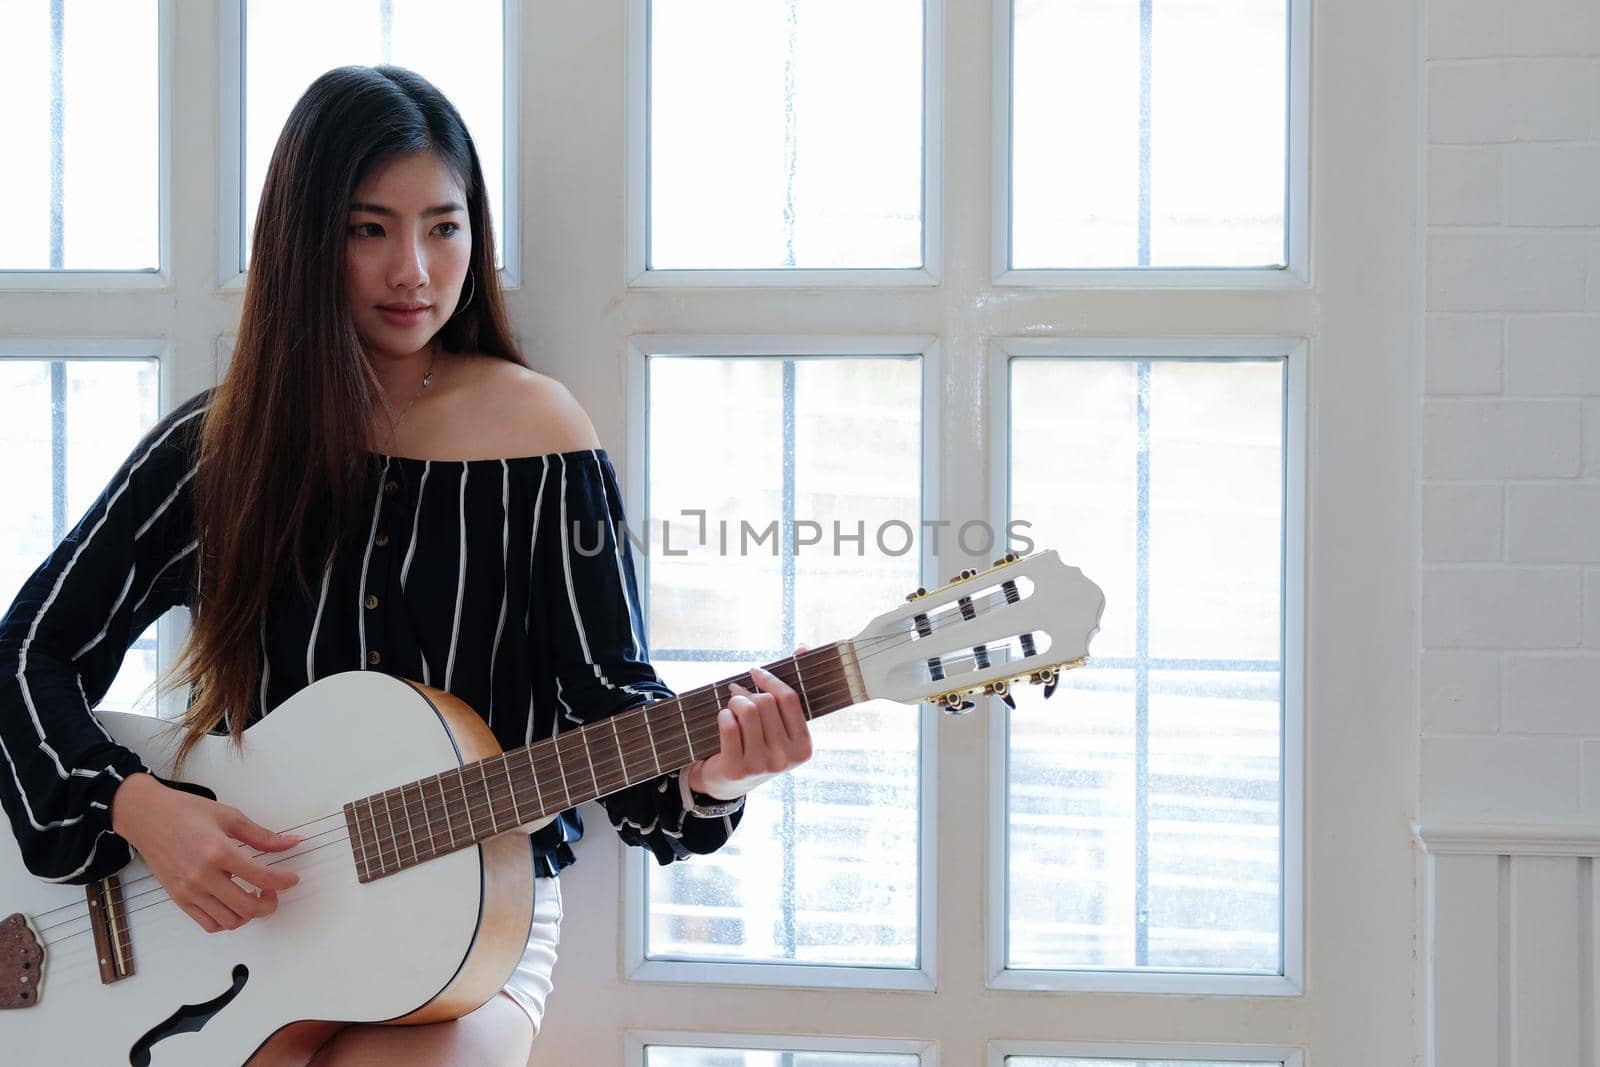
[0,549,1104,1066]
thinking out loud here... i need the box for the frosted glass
[0,359,161,714]
[1011,0,1288,269]
[1007,1059,1268,1067]
[1007,358,1284,973]
[649,0,924,270]
[243,0,504,271]
[0,0,159,270]
[650,1048,920,1067]
[644,355,922,967]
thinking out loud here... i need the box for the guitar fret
[611,719,628,787]
[363,797,386,876]
[335,640,880,887]
[791,656,813,720]
[349,804,370,881]
[555,735,573,809]
[436,775,456,850]
[526,748,545,815]
[366,800,382,875]
[643,709,662,775]
[679,696,695,761]
[401,784,420,865]
[581,730,600,798]
[502,757,524,826]
[480,763,500,834]
[380,792,401,872]
[422,776,439,855]
[458,770,475,839]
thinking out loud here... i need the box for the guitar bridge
[0,913,44,1009]
[86,874,135,985]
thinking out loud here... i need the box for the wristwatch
[678,768,746,819]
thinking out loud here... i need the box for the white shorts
[501,875,563,1034]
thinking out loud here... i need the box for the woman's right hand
[109,771,302,933]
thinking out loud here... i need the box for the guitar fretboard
[343,642,860,883]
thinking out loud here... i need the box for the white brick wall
[1423,4,1600,818]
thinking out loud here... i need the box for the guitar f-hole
[128,963,250,1067]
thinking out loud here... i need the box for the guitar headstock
[845,549,1105,712]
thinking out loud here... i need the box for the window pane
[243,0,505,270]
[1007,358,1284,973]
[648,0,924,270]
[0,359,161,713]
[649,1047,920,1067]
[0,0,159,271]
[1010,0,1288,269]
[1007,1059,1271,1067]
[645,355,922,967]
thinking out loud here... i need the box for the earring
[451,270,477,318]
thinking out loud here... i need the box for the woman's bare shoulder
[448,354,601,458]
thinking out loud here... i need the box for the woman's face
[344,151,473,363]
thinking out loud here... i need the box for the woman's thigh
[306,992,534,1067]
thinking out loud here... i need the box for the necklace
[378,352,436,454]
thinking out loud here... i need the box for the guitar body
[0,672,538,1067]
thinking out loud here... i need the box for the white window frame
[621,334,943,991]
[0,0,174,291]
[628,1030,937,1067]
[215,0,524,290]
[0,1,1425,1061]
[990,0,1313,288]
[624,0,945,288]
[984,335,1307,997]
[988,1039,1305,1067]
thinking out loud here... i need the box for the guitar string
[35,584,1053,939]
[36,669,849,944]
[36,642,993,942]
[35,684,811,941]
[32,651,865,932]
[45,623,1067,951]
[35,583,1058,941]
[35,706,778,953]
[36,695,830,943]
[53,579,1026,916]
[41,637,1069,953]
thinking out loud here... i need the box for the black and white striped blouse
[0,388,741,885]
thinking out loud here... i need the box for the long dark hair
[169,65,522,762]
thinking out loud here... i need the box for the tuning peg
[937,692,976,715]
[1028,667,1061,700]
[981,679,1017,710]
[905,586,928,602]
[992,551,1021,567]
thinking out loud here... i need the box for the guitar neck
[344,642,863,883]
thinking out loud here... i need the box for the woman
[0,65,812,1066]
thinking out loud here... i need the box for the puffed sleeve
[0,396,207,884]
[530,449,743,865]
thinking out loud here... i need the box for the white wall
[1423,0,1600,821]
[1420,4,1600,1064]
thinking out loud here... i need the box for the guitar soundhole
[128,963,249,1066]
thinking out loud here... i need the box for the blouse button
[367,650,382,666]
[384,480,399,495]
[365,594,380,610]
[374,533,390,547]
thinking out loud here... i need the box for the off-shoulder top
[0,389,742,885]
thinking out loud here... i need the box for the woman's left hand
[688,652,814,801]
